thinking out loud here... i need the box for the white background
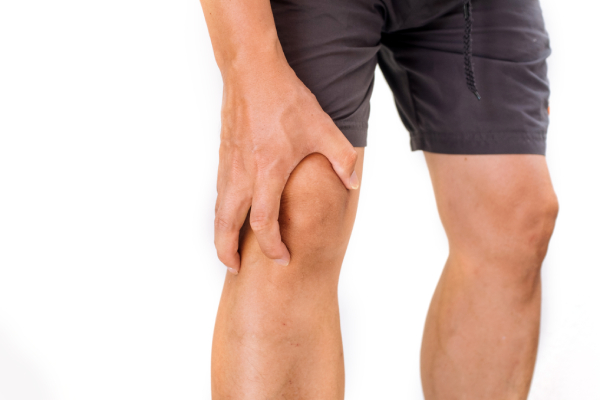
[0,0,598,398]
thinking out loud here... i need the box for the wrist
[216,31,287,81]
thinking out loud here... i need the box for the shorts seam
[410,131,547,140]
[335,122,368,147]
[409,131,547,155]
[335,121,368,128]
[405,71,423,134]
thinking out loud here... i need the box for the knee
[517,193,559,264]
[232,153,356,323]
[451,187,559,281]
[278,153,355,264]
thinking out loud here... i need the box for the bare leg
[420,153,559,400]
[211,150,364,399]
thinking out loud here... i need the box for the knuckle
[214,214,234,232]
[256,157,288,179]
[249,212,273,232]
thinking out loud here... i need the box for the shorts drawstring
[463,0,481,100]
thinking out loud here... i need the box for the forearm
[200,0,284,77]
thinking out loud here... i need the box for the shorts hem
[410,132,547,155]
[335,121,368,147]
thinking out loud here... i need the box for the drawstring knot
[463,0,480,100]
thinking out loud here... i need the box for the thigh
[271,0,384,147]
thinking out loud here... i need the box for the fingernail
[349,171,359,189]
[274,258,289,267]
[227,267,238,275]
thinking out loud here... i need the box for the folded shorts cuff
[410,131,547,155]
[335,121,368,147]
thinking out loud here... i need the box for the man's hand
[214,54,359,274]
[200,0,359,273]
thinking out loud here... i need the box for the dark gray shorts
[271,0,551,154]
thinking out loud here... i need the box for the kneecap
[279,153,354,260]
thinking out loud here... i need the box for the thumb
[318,122,360,190]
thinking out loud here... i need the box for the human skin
[201,0,559,397]
[421,153,558,400]
[210,151,558,399]
[200,0,360,274]
[212,151,364,399]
